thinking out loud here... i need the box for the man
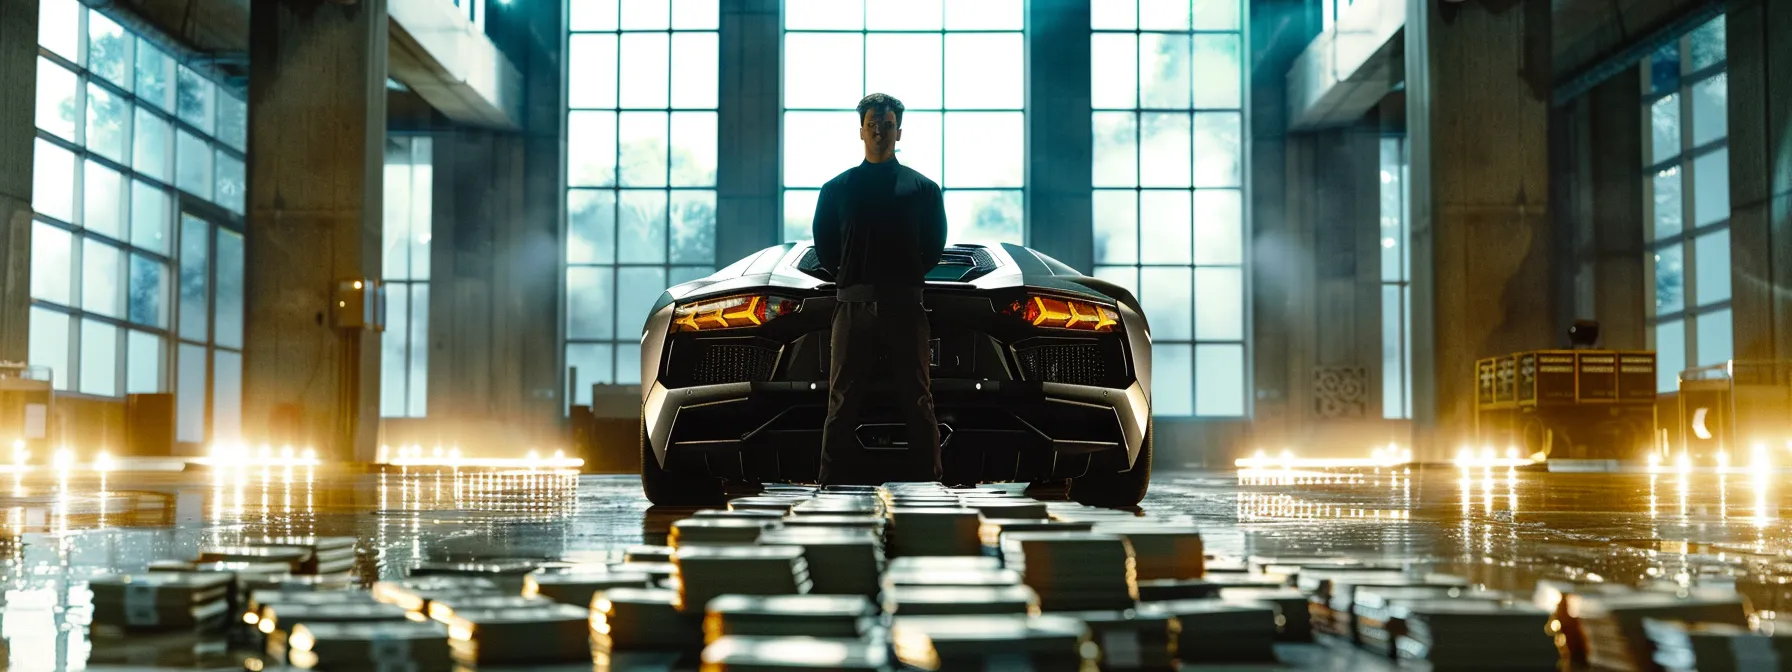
[812,93,949,486]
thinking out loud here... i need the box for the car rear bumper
[642,379,1149,484]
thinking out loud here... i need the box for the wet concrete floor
[2,464,1790,670]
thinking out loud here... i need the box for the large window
[1090,0,1246,417]
[29,0,247,443]
[1643,16,1729,392]
[781,0,1026,245]
[382,137,432,418]
[1379,136,1411,419]
[565,0,719,401]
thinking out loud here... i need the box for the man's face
[860,108,901,158]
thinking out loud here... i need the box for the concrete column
[1587,73,1647,350]
[245,1,388,460]
[424,130,560,447]
[0,0,38,363]
[1025,0,1092,271]
[1405,0,1554,457]
[1248,0,1320,446]
[1725,0,1792,362]
[716,0,780,264]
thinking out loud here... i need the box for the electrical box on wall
[332,279,387,331]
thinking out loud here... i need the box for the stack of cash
[780,514,886,535]
[254,536,358,574]
[1397,599,1557,671]
[700,635,891,671]
[729,497,802,514]
[85,630,230,668]
[672,545,812,611]
[884,567,1024,591]
[1219,587,1314,642]
[245,590,380,635]
[258,601,412,637]
[407,560,540,592]
[757,527,883,596]
[625,545,676,563]
[1153,600,1278,663]
[963,499,1050,520]
[90,572,233,633]
[979,520,1097,552]
[820,484,883,495]
[694,508,788,522]
[284,620,452,670]
[148,560,290,618]
[1062,607,1179,671]
[441,603,593,665]
[424,594,552,623]
[887,556,1002,573]
[1091,523,1203,581]
[885,584,1042,616]
[1573,590,1749,671]
[1352,586,1510,654]
[1299,570,1468,639]
[890,614,1096,671]
[591,587,704,650]
[702,594,877,643]
[196,546,311,574]
[888,508,983,556]
[670,518,777,547]
[790,496,883,517]
[238,572,356,595]
[1003,532,1139,612]
[525,566,654,605]
[371,576,506,614]
[1134,579,1221,602]
[1199,572,1289,590]
[1646,620,1792,672]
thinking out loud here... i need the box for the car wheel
[1067,417,1152,508]
[640,419,725,506]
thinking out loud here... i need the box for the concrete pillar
[716,0,780,264]
[1586,73,1647,350]
[1405,0,1554,457]
[245,1,388,460]
[1025,0,1093,271]
[1725,1,1792,363]
[1248,0,1320,446]
[0,0,38,363]
[425,130,560,446]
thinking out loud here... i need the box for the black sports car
[637,242,1154,506]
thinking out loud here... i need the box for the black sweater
[811,159,948,301]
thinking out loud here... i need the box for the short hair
[856,93,905,127]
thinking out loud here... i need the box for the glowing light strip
[1234,445,1414,470]
[382,456,584,469]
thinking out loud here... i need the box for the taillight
[1002,294,1119,332]
[670,295,799,332]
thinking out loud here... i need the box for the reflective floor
[5,463,1792,670]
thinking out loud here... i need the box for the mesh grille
[692,345,779,385]
[1015,344,1107,386]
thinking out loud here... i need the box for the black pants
[819,300,941,485]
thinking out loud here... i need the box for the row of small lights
[1233,443,1415,470]
[378,444,584,470]
[1648,442,1779,480]
[3,440,583,472]
[6,439,115,473]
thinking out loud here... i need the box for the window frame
[779,1,1029,245]
[562,0,721,405]
[28,2,247,423]
[1089,0,1251,419]
[1641,20,1730,390]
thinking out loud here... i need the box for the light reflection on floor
[3,465,1792,669]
